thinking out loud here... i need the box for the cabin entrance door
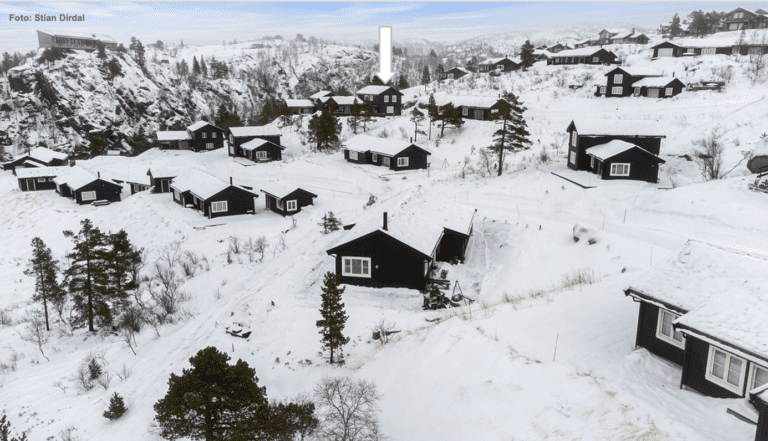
[160,179,170,193]
[266,197,271,209]
[26,179,35,191]
[382,156,391,167]
[648,88,660,98]
[657,48,673,57]
[474,110,484,120]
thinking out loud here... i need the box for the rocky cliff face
[0,41,378,157]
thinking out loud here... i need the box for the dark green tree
[107,58,123,79]
[466,56,478,72]
[421,66,431,86]
[103,392,127,420]
[24,237,66,331]
[200,56,207,77]
[192,56,201,75]
[520,40,536,70]
[429,48,438,58]
[318,212,342,234]
[276,101,293,127]
[116,43,127,54]
[316,272,349,364]
[154,346,309,441]
[106,230,143,309]
[214,104,243,132]
[439,102,464,137]
[360,100,376,132]
[435,63,445,81]
[347,101,362,134]
[670,13,683,37]
[89,136,107,157]
[96,42,107,61]
[489,92,532,176]
[426,93,439,140]
[2,52,13,73]
[63,219,112,332]
[0,414,28,441]
[308,102,341,151]
[410,107,426,141]
[397,74,409,90]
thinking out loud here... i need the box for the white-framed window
[634,87,641,95]
[371,153,378,162]
[386,106,394,114]
[462,107,468,116]
[349,151,358,160]
[342,257,371,278]
[611,87,623,94]
[255,151,268,159]
[592,57,599,63]
[202,132,207,138]
[569,151,577,164]
[496,64,504,70]
[665,87,673,96]
[600,86,607,94]
[448,73,454,79]
[491,109,499,113]
[206,143,214,150]
[749,364,768,391]
[397,157,409,167]
[733,46,741,55]
[614,74,623,83]
[384,95,389,102]
[37,178,46,182]
[686,48,694,54]
[81,191,96,201]
[655,309,685,348]
[706,346,747,394]
[276,198,284,210]
[229,146,235,154]
[212,132,217,138]
[173,189,180,200]
[391,95,397,102]
[229,134,234,143]
[703,48,716,55]
[610,163,630,176]
[211,201,228,213]
[590,155,596,168]
[286,200,297,211]
[571,131,578,146]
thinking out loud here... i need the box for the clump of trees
[309,102,342,151]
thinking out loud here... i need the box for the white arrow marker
[376,26,394,84]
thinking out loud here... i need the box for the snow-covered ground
[3,34,768,440]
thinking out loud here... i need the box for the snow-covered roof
[448,67,470,73]
[479,57,519,65]
[328,188,476,258]
[431,95,503,109]
[52,166,99,190]
[612,67,660,77]
[229,126,282,138]
[602,28,630,35]
[37,29,116,44]
[286,99,314,107]
[631,77,684,88]
[15,166,69,179]
[551,47,612,57]
[331,96,361,105]
[533,49,552,57]
[169,169,241,200]
[677,38,738,48]
[157,131,191,141]
[260,182,316,200]
[570,119,666,138]
[310,90,334,99]
[188,121,221,132]
[585,140,637,160]
[342,134,425,156]
[29,147,68,163]
[148,166,188,179]
[241,138,283,151]
[610,32,635,40]
[357,85,397,95]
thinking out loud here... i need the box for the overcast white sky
[0,2,753,54]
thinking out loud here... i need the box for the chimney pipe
[410,137,412,143]
[97,171,100,178]
[383,212,388,231]
[230,177,233,185]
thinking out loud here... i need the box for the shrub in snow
[0,413,28,441]
[103,392,127,420]
[318,212,342,234]
[313,376,384,441]
[572,223,600,245]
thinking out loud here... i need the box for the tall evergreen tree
[106,230,142,311]
[421,66,431,86]
[63,219,112,332]
[435,64,445,81]
[276,101,293,127]
[316,272,349,364]
[670,13,683,37]
[89,136,107,157]
[426,93,438,140]
[0,413,28,441]
[360,100,376,132]
[308,102,341,151]
[347,101,362,134]
[410,107,425,142]
[397,75,409,90]
[439,102,464,137]
[24,238,66,331]
[520,40,536,70]
[200,56,207,77]
[488,92,532,176]
[96,42,107,61]
[214,104,243,132]
[466,56,478,72]
[192,56,201,76]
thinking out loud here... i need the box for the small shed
[170,169,258,219]
[566,119,666,173]
[147,166,186,193]
[342,135,431,170]
[630,77,686,98]
[2,147,69,172]
[15,166,68,191]
[260,183,317,216]
[53,167,122,204]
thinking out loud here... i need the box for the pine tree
[276,101,293,127]
[421,66,431,86]
[106,230,142,312]
[347,101,362,134]
[200,56,207,77]
[427,93,438,140]
[409,107,426,142]
[88,136,107,157]
[670,13,682,37]
[308,102,341,151]
[0,414,28,441]
[24,237,66,331]
[439,102,464,137]
[96,42,107,61]
[316,272,349,364]
[435,64,445,81]
[397,75,409,90]
[466,56,478,72]
[131,39,145,69]
[488,92,532,176]
[215,104,243,132]
[103,392,127,420]
[318,212,342,234]
[520,40,536,70]
[192,56,200,76]
[429,49,438,58]
[63,219,112,332]
[360,100,376,132]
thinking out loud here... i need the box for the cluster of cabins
[573,28,650,49]
[651,37,768,59]
[285,86,403,117]
[595,67,686,99]
[156,121,285,163]
[659,8,768,36]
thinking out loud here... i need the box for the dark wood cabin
[156,121,225,152]
[437,96,512,121]
[445,67,470,80]
[126,174,151,195]
[651,41,732,58]
[628,78,686,98]
[319,96,362,116]
[598,28,630,44]
[597,67,662,97]
[478,57,521,73]
[36,30,117,51]
[286,99,315,115]
[240,138,284,162]
[355,86,403,116]
[566,119,666,173]
[749,387,768,441]
[342,135,431,171]
[326,195,476,290]
[547,48,617,65]
[608,29,650,45]
[170,171,258,219]
[227,126,282,159]
[2,147,68,172]
[15,167,67,191]
[147,167,181,193]
[53,167,122,204]
[260,185,317,216]
[723,7,768,31]
[584,140,665,183]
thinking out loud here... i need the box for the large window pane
[352,259,361,274]
[712,350,727,379]
[755,366,768,389]
[727,358,743,386]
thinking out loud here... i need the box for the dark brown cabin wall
[681,336,744,399]
[578,135,662,156]
[74,180,122,205]
[206,187,257,219]
[599,149,662,182]
[633,302,686,365]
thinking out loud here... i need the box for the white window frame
[211,200,228,213]
[686,48,694,54]
[665,87,673,96]
[397,157,409,167]
[749,364,768,391]
[447,73,454,79]
[569,151,577,164]
[173,189,180,200]
[571,131,578,147]
[610,163,630,176]
[703,48,716,55]
[286,200,297,211]
[590,155,596,169]
[255,151,268,159]
[611,87,623,95]
[81,191,96,201]
[371,153,378,162]
[386,106,394,114]
[600,86,607,94]
[655,309,686,349]
[705,346,747,394]
[384,95,389,103]
[202,132,207,139]
[613,74,623,83]
[491,109,499,114]
[392,95,397,102]
[37,178,46,182]
[206,142,214,150]
[496,64,504,70]
[592,57,599,63]
[212,132,217,138]
[342,257,371,278]
[349,151,358,161]
[229,146,235,155]
[229,134,234,143]
[634,87,641,95]
[462,107,468,116]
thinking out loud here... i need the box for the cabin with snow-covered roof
[260,183,317,216]
[478,57,521,74]
[147,166,189,193]
[595,67,686,98]
[624,241,768,405]
[566,119,666,182]
[170,169,258,219]
[431,95,511,121]
[444,67,470,80]
[342,135,431,170]
[608,29,650,45]
[156,121,224,152]
[325,190,476,290]
[598,28,630,44]
[355,85,403,116]
[2,147,69,172]
[226,126,283,161]
[547,48,617,66]
[15,166,69,191]
[285,99,315,115]
[53,166,122,204]
[36,30,117,50]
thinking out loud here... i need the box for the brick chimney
[383,212,388,231]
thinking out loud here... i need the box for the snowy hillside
[3,28,768,441]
